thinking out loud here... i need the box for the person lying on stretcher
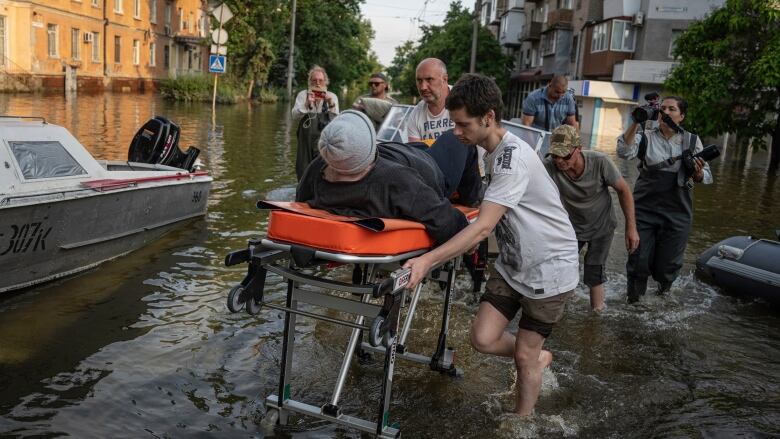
[296,110,469,245]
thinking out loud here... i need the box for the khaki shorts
[480,273,573,338]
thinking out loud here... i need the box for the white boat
[0,115,212,294]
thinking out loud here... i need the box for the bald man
[407,58,454,142]
[520,75,579,132]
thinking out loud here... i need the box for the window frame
[132,39,139,65]
[91,32,100,62]
[590,21,608,53]
[149,42,156,66]
[150,0,157,23]
[114,35,121,63]
[133,0,141,19]
[541,30,557,56]
[8,140,88,181]
[71,28,80,60]
[610,19,636,52]
[47,24,59,58]
[668,29,683,58]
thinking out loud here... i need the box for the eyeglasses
[368,81,384,87]
[554,150,577,161]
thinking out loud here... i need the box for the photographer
[292,66,340,180]
[617,96,712,303]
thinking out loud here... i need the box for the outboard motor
[128,116,200,172]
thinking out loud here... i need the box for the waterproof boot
[626,277,648,304]
[656,281,673,295]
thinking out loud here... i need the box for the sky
[360,0,463,67]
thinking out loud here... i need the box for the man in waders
[404,74,579,417]
[291,65,340,180]
[617,96,712,302]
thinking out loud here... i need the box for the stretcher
[224,201,481,438]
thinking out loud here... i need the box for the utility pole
[469,0,481,73]
[285,0,297,100]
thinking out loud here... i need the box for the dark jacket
[296,151,468,245]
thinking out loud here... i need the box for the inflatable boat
[696,233,780,304]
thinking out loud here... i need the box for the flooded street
[1,93,778,438]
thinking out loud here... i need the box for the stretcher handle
[374,267,412,298]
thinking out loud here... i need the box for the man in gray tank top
[543,125,639,311]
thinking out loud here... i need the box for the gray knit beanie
[318,110,377,175]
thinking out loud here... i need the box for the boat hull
[696,236,780,304]
[0,180,210,294]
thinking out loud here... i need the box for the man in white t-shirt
[407,58,454,142]
[404,74,579,417]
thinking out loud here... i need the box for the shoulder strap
[688,132,698,153]
[636,131,648,169]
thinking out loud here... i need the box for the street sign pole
[212,7,224,122]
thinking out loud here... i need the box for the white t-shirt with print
[406,100,455,141]
[483,131,579,299]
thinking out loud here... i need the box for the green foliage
[257,87,279,103]
[665,0,780,149]
[159,74,241,104]
[216,0,376,94]
[388,2,512,99]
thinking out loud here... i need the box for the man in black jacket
[296,110,468,245]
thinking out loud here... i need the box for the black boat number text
[192,191,203,203]
[0,222,53,256]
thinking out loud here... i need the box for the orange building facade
[0,0,210,92]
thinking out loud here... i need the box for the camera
[311,89,327,100]
[682,144,721,173]
[632,92,661,124]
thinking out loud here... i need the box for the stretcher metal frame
[224,237,464,438]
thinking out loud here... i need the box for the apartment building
[0,0,209,92]
[492,0,724,143]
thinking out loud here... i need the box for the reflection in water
[0,94,778,438]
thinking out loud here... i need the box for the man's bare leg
[513,328,547,416]
[470,302,514,357]
[590,283,605,311]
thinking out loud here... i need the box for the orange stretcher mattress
[259,201,478,255]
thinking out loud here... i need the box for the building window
[541,31,556,56]
[149,42,156,66]
[71,28,80,60]
[47,24,59,58]
[134,0,141,18]
[570,35,578,62]
[114,36,121,63]
[92,32,100,61]
[132,39,139,65]
[591,22,608,52]
[531,48,538,67]
[165,3,171,25]
[668,29,683,58]
[114,0,123,13]
[150,0,157,23]
[611,20,636,52]
[163,44,169,68]
[0,16,6,65]
[557,0,572,9]
[91,0,99,6]
[178,8,184,31]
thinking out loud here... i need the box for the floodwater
[0,93,778,438]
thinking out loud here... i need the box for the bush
[256,87,279,103]
[159,74,241,104]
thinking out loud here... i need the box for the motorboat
[0,115,212,294]
[696,233,780,305]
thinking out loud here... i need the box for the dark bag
[295,106,333,180]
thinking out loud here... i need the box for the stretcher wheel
[369,316,384,347]
[246,295,262,315]
[383,332,394,349]
[227,285,245,313]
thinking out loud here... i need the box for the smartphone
[311,90,327,100]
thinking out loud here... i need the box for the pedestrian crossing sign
[209,54,226,73]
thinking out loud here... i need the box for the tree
[388,2,512,99]
[665,0,780,175]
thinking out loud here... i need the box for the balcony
[522,21,542,41]
[612,59,678,84]
[547,8,573,29]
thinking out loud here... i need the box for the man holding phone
[292,65,340,179]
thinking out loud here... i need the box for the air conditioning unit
[83,32,94,43]
[164,25,171,36]
[632,11,645,26]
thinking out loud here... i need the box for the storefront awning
[600,97,639,106]
[174,35,204,46]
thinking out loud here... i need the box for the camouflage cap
[547,124,581,157]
